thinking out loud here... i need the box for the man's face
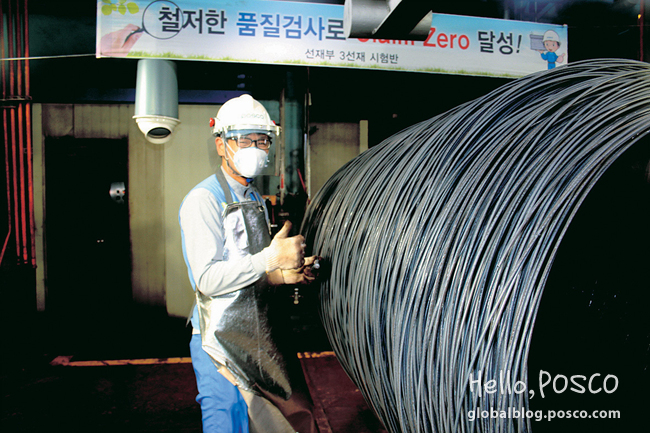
[544,40,559,52]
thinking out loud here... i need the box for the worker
[179,94,318,433]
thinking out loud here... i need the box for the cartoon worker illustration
[537,30,565,69]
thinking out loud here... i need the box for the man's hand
[265,221,305,271]
[268,256,320,285]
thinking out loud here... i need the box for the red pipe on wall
[11,117,20,260]
[25,0,35,266]
[0,0,4,100]
[16,1,29,264]
[1,0,35,267]
[1,109,11,265]
[0,0,10,266]
[6,0,22,261]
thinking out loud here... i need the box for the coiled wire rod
[301,59,650,433]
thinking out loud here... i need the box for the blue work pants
[190,334,249,433]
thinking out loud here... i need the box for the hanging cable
[301,59,650,433]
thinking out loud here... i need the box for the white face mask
[231,146,269,178]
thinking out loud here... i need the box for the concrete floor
[0,273,383,433]
[1,305,202,432]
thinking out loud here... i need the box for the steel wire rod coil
[301,59,650,433]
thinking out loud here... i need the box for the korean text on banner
[96,0,568,78]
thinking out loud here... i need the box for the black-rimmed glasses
[230,135,272,150]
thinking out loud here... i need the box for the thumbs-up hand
[265,221,305,271]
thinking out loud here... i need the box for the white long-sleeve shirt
[180,167,270,331]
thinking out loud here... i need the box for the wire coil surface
[301,59,650,433]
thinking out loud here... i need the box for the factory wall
[31,103,362,318]
[308,122,368,195]
[160,105,222,318]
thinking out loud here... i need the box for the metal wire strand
[301,59,650,433]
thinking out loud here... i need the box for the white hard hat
[210,94,281,138]
[542,30,560,43]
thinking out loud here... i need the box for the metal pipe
[6,0,22,261]
[16,2,28,263]
[0,0,10,266]
[0,0,5,100]
[19,105,28,264]
[20,2,29,263]
[10,110,19,260]
[22,0,35,266]
[7,0,15,94]
[1,105,11,266]
[25,0,35,264]
[24,0,29,96]
[26,102,35,266]
[0,0,35,266]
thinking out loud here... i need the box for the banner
[96,0,568,78]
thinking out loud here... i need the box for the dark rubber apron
[195,169,292,400]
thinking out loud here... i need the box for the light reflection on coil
[301,59,650,433]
